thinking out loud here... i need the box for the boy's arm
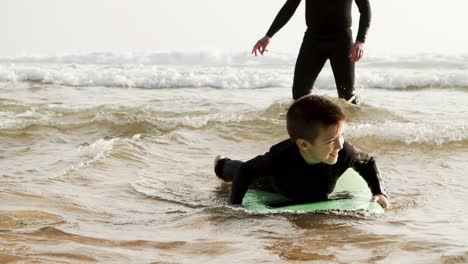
[229,152,274,205]
[350,145,387,197]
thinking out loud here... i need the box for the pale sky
[1,0,468,57]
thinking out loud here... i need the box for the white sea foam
[1,51,468,89]
[0,51,292,66]
[0,112,21,129]
[1,51,468,68]
[348,121,468,145]
[0,64,292,89]
[78,138,116,161]
[62,138,118,175]
[1,62,467,90]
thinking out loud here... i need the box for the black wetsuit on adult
[215,140,386,205]
[265,0,371,101]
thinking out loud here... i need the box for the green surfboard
[242,168,384,214]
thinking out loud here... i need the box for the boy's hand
[372,194,390,209]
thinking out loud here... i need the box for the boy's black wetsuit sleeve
[229,153,274,204]
[349,144,386,196]
[266,0,302,38]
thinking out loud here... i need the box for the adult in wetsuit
[252,0,371,103]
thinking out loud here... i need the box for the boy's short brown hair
[286,95,346,143]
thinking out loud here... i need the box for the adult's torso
[305,0,354,34]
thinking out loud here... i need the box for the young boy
[214,95,389,208]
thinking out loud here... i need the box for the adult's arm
[355,0,371,43]
[266,0,302,38]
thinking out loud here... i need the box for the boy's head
[286,95,346,164]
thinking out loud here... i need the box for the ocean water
[1,51,467,263]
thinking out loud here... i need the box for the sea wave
[1,63,468,90]
[130,177,215,208]
[347,121,468,145]
[1,51,468,68]
[0,51,291,66]
[1,100,466,146]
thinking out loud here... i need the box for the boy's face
[298,121,345,165]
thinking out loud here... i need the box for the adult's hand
[252,36,271,56]
[349,41,365,62]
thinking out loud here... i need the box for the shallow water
[1,55,468,263]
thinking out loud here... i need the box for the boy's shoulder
[342,141,354,153]
[269,139,296,155]
[338,141,357,164]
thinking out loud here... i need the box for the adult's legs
[329,30,357,103]
[292,33,328,100]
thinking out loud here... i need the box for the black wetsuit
[215,140,385,205]
[265,0,371,102]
